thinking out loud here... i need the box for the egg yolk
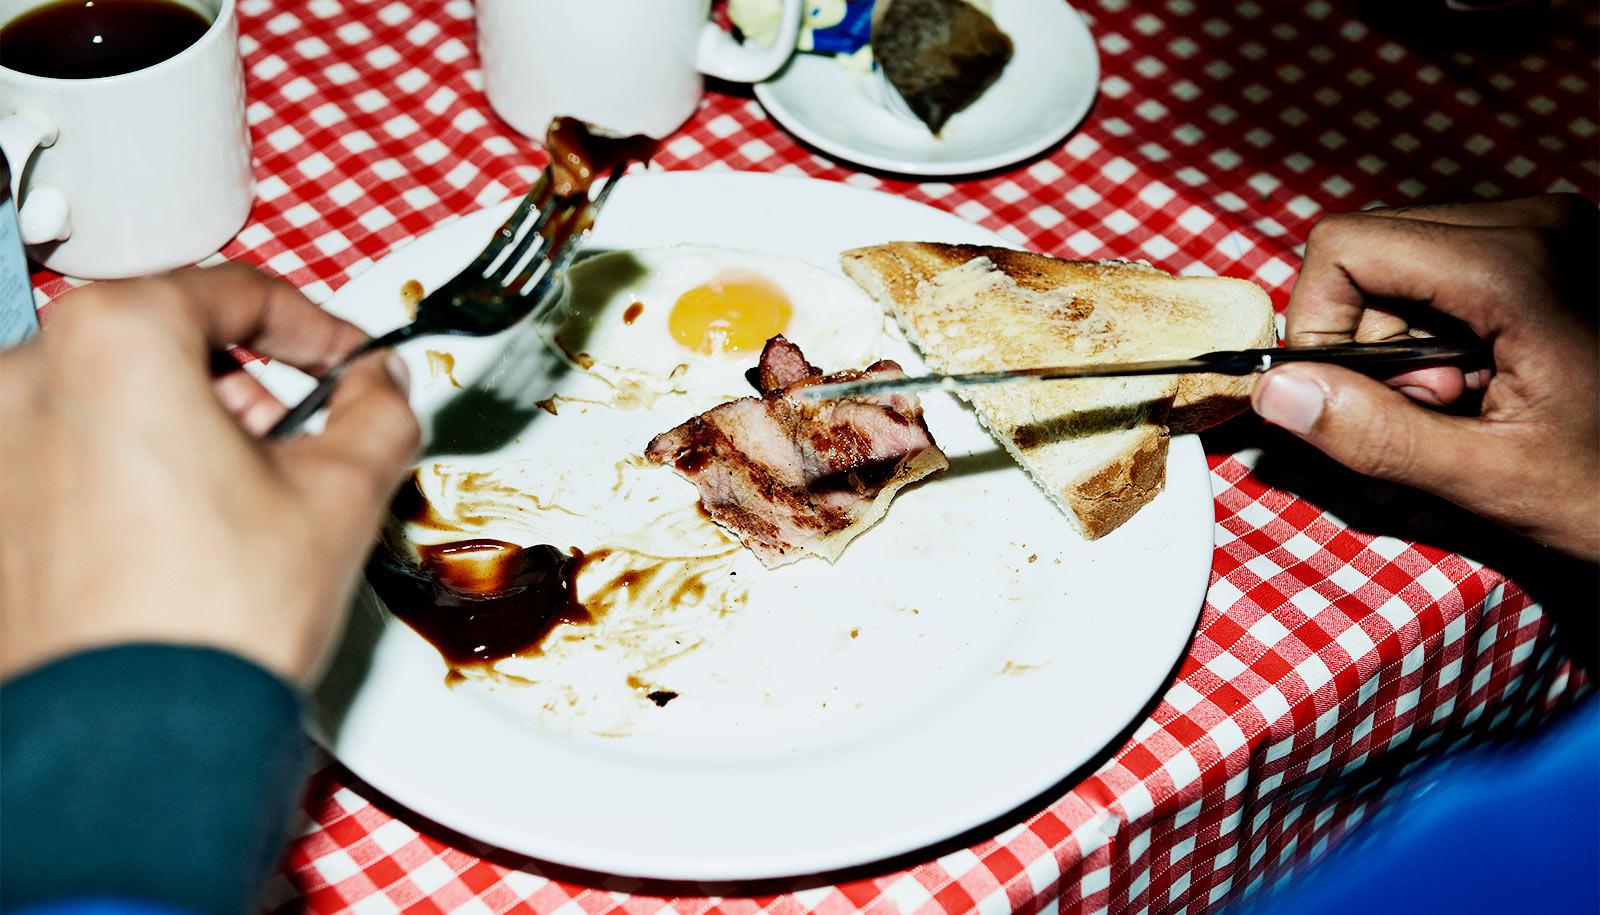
[668,274,791,355]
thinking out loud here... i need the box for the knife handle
[1208,339,1491,375]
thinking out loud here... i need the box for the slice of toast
[840,243,1275,538]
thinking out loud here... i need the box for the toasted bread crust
[845,243,1165,294]
[1065,425,1169,539]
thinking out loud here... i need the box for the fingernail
[1254,370,1326,435]
[385,352,411,395]
[1398,384,1439,405]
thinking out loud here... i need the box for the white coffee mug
[0,0,252,280]
[477,0,805,140]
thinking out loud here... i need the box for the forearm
[1,644,310,914]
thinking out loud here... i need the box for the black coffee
[0,0,212,79]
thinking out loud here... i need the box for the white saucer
[754,0,1100,177]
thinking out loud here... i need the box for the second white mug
[477,0,803,141]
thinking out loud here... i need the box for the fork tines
[518,165,628,317]
[471,163,626,317]
[466,168,551,278]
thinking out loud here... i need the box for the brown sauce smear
[551,334,597,371]
[425,349,461,388]
[373,467,720,695]
[672,572,710,604]
[623,301,644,325]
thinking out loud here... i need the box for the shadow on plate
[307,583,387,743]
[416,249,649,459]
[938,446,1019,480]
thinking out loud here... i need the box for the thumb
[1251,364,1479,495]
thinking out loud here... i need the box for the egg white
[546,244,883,409]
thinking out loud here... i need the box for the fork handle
[266,324,419,439]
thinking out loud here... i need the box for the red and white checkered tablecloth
[29,0,1599,911]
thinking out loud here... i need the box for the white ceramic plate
[263,172,1209,881]
[754,0,1100,176]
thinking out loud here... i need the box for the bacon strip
[646,336,948,567]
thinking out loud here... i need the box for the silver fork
[267,163,629,439]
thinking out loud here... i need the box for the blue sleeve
[1,644,310,914]
[10,901,196,915]
[1233,695,1600,915]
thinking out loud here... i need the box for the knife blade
[794,339,1489,400]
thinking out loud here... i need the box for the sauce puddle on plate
[371,474,595,683]
[371,467,743,703]
[366,540,590,684]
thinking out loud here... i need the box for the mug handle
[696,0,804,83]
[0,110,71,246]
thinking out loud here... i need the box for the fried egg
[546,245,883,407]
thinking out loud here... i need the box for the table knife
[796,339,1489,400]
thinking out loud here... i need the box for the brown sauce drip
[623,301,644,325]
[625,675,680,708]
[527,119,657,286]
[551,334,597,371]
[545,116,659,199]
[599,563,656,597]
[393,469,582,534]
[399,279,424,320]
[425,349,461,388]
[668,417,722,475]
